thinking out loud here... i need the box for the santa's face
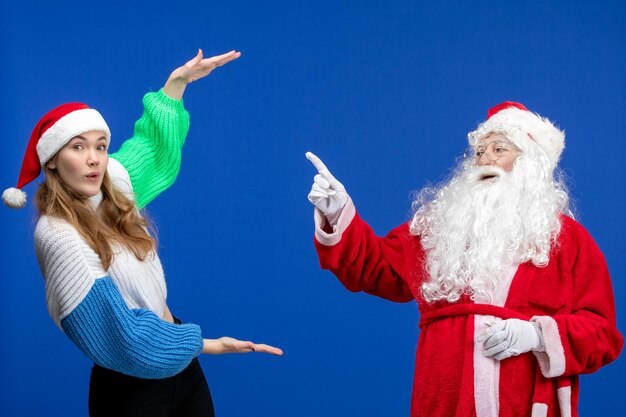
[474,133,521,173]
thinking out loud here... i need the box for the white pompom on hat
[3,102,110,208]
[468,101,565,170]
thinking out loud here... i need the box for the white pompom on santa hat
[468,101,565,170]
[3,102,110,208]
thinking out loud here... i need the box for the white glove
[478,318,545,361]
[305,152,349,227]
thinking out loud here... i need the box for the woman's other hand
[202,337,283,356]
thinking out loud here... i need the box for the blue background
[1,1,625,415]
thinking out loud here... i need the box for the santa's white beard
[410,157,568,303]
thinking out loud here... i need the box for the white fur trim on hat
[2,187,27,208]
[468,107,565,169]
[36,108,111,165]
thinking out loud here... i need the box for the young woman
[3,49,282,417]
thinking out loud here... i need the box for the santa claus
[306,102,623,417]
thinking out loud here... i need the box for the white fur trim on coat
[557,386,572,417]
[531,315,566,378]
[531,403,548,417]
[314,197,356,246]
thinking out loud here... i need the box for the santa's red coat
[313,200,623,417]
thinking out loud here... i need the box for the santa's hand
[305,152,349,227]
[478,318,545,361]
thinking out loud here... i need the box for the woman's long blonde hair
[35,165,155,271]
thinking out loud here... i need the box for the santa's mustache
[466,165,508,183]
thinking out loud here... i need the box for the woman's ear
[47,157,57,170]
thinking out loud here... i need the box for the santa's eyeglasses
[472,139,521,164]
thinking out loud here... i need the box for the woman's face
[47,130,109,198]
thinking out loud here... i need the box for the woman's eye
[73,144,83,150]
[97,145,107,151]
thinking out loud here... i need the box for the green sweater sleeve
[110,89,190,208]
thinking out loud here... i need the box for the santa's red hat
[468,101,565,170]
[3,103,110,208]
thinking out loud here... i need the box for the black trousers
[89,358,214,417]
[88,319,214,417]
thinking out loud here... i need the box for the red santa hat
[3,103,110,208]
[468,101,565,170]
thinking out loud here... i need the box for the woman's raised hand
[163,49,241,100]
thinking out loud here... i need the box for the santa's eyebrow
[476,138,516,148]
